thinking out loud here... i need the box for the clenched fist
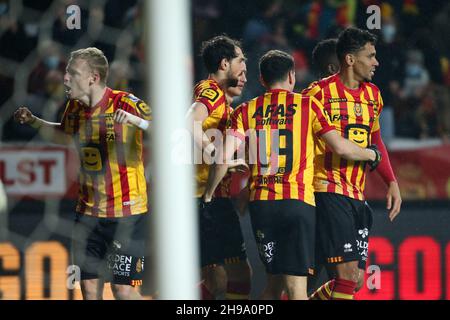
[14,107,34,125]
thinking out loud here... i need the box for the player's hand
[227,159,249,173]
[114,109,149,131]
[367,144,382,171]
[14,107,34,125]
[113,109,134,124]
[386,181,402,222]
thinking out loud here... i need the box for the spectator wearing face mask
[373,12,405,143]
[27,40,67,96]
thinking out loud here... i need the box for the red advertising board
[365,145,450,200]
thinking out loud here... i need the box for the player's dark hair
[200,35,242,73]
[312,38,338,77]
[259,50,294,86]
[336,27,377,62]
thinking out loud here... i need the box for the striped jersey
[302,74,383,200]
[230,89,334,206]
[213,105,235,198]
[193,79,229,198]
[60,87,151,217]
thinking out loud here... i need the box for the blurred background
[0,0,449,299]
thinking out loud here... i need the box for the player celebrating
[203,49,380,300]
[303,27,402,300]
[186,35,252,300]
[14,47,151,300]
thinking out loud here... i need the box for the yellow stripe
[342,90,359,196]
[258,93,272,201]
[317,290,328,300]
[290,95,302,200]
[331,291,354,300]
[328,83,345,188]
[91,108,107,214]
[324,283,332,296]
[274,91,286,198]
[304,98,316,205]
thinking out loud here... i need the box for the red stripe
[360,87,376,197]
[296,95,309,201]
[254,95,265,201]
[72,101,80,134]
[322,84,336,193]
[267,92,279,201]
[335,84,349,197]
[282,92,294,200]
[214,105,230,198]
[211,95,226,113]
[348,89,364,199]
[79,180,88,214]
[91,176,100,216]
[114,96,132,216]
[76,101,88,214]
[86,107,99,217]
[100,100,115,217]
[217,105,229,132]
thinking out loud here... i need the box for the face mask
[382,24,396,43]
[44,56,60,70]
[406,63,421,77]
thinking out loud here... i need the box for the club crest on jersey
[127,94,139,102]
[354,102,363,116]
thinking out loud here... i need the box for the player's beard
[226,70,239,88]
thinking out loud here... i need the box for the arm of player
[14,107,72,145]
[186,102,216,162]
[321,130,378,161]
[371,130,402,221]
[113,109,151,131]
[203,134,248,202]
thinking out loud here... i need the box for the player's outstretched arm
[14,107,71,144]
[321,130,378,162]
[113,109,151,131]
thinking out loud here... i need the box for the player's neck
[268,82,292,92]
[81,86,107,107]
[339,69,361,90]
[209,72,231,91]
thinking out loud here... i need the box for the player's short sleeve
[120,94,152,121]
[194,86,224,115]
[310,97,335,136]
[301,81,324,102]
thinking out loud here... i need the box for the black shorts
[248,199,315,276]
[198,198,247,267]
[315,192,373,270]
[72,213,147,286]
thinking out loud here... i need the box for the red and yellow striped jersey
[230,89,334,206]
[302,74,383,200]
[213,106,235,199]
[193,79,229,198]
[60,87,151,217]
